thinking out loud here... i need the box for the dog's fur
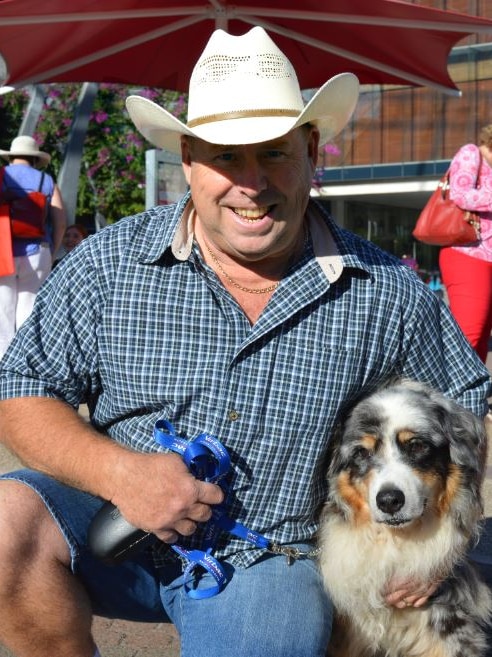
[319,380,492,657]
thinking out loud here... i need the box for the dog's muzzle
[376,487,405,514]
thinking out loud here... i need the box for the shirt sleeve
[449,143,492,212]
[400,279,491,417]
[0,238,102,408]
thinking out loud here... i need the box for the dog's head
[326,380,487,534]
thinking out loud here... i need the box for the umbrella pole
[57,82,99,228]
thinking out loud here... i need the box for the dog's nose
[376,487,405,514]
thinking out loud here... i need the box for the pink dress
[448,143,492,261]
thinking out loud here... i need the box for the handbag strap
[0,167,46,195]
[37,171,45,193]
[474,147,483,189]
[445,146,482,191]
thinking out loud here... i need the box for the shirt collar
[171,198,195,261]
[141,194,368,283]
[138,192,191,265]
[308,202,344,283]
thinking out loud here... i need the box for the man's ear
[181,136,192,185]
[308,127,320,169]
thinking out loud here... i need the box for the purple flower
[138,89,160,100]
[323,143,341,156]
[93,110,108,124]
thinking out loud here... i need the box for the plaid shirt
[0,194,490,568]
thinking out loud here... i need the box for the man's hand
[384,576,440,609]
[0,397,225,544]
[108,451,225,544]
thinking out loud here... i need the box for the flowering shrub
[0,83,187,224]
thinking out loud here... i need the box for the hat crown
[125,27,359,154]
[187,27,304,124]
[0,134,51,166]
[10,135,40,154]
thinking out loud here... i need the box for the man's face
[181,126,319,264]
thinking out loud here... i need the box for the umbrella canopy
[1,0,492,95]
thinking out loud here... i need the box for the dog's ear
[326,420,345,478]
[433,392,488,481]
[398,380,488,479]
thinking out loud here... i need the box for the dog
[319,380,492,657]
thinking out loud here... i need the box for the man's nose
[236,158,268,193]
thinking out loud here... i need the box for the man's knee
[0,478,70,572]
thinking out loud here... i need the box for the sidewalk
[2,377,492,656]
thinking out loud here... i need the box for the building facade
[314,0,492,275]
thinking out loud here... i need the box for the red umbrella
[0,0,491,94]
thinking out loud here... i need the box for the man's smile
[233,206,271,221]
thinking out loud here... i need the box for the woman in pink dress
[439,124,492,362]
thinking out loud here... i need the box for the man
[0,27,489,657]
[0,135,67,357]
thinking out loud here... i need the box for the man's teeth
[233,207,269,220]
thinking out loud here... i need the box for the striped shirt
[0,194,490,567]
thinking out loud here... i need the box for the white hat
[0,135,51,166]
[126,27,359,154]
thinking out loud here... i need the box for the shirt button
[228,410,240,421]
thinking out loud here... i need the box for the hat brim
[0,150,51,166]
[126,73,359,155]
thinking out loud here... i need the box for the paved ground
[1,355,492,656]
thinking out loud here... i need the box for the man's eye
[215,152,235,162]
[264,150,284,159]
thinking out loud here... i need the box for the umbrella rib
[0,9,200,25]
[239,16,461,95]
[7,15,206,88]
[230,7,492,34]
[0,6,491,34]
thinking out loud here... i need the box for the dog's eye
[405,438,431,458]
[352,446,371,462]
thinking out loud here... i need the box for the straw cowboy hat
[126,26,359,155]
[0,135,51,166]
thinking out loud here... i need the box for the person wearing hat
[0,135,67,357]
[0,27,488,657]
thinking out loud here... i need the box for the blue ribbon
[153,420,270,599]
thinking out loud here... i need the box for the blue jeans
[1,469,333,657]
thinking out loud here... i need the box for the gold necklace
[205,243,280,295]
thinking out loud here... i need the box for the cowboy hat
[0,135,51,166]
[126,26,359,154]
